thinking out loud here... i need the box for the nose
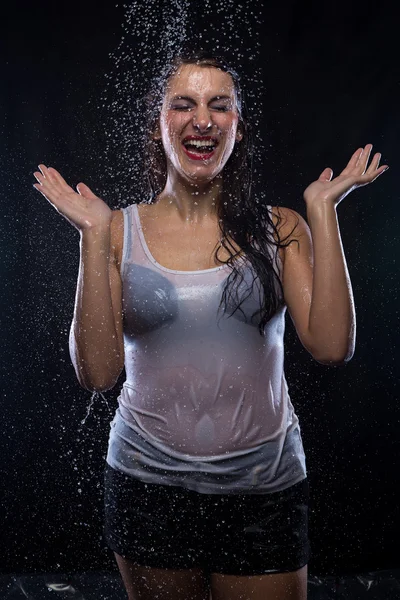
[192,105,212,133]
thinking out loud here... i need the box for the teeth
[183,139,216,148]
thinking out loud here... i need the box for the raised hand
[303,144,389,209]
[33,164,112,231]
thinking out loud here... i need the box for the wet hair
[143,50,299,335]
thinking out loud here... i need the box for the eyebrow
[170,95,233,103]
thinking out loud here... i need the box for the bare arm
[69,213,124,390]
[279,144,388,365]
[33,165,124,391]
[280,205,355,365]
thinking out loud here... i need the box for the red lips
[181,135,219,161]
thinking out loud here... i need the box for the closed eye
[171,105,231,112]
[172,106,193,111]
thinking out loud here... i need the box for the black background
[1,0,399,576]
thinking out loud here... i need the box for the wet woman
[33,53,388,600]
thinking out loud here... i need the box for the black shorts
[103,464,311,576]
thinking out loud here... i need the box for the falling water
[80,391,111,426]
[97,0,266,207]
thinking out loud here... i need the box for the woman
[33,52,388,600]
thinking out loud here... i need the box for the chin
[185,171,220,185]
[181,162,225,183]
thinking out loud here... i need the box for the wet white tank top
[106,203,307,494]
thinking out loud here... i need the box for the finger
[363,165,389,184]
[47,167,72,190]
[33,170,64,203]
[366,152,387,175]
[38,164,57,183]
[33,182,51,198]
[36,165,74,197]
[356,144,373,171]
[33,182,56,204]
[76,182,97,199]
[33,170,58,194]
[341,148,363,177]
[318,167,333,181]
[38,163,47,175]
[347,148,364,170]
[365,152,379,173]
[43,166,73,194]
[33,171,45,184]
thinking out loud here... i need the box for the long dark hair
[142,51,299,335]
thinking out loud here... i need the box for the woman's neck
[156,173,222,225]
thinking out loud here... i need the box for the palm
[303,144,388,207]
[33,164,112,231]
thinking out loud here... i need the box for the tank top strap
[120,203,146,279]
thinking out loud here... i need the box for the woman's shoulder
[269,206,305,241]
[269,205,299,224]
[268,206,309,270]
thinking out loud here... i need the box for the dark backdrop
[1,0,399,576]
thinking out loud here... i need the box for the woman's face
[157,64,243,184]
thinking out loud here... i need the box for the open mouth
[182,136,219,161]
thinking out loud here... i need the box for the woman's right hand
[33,164,112,231]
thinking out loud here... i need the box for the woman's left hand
[303,144,389,209]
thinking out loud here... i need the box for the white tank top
[106,203,307,494]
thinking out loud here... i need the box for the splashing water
[80,391,111,426]
[96,0,266,206]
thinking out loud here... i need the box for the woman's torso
[116,201,293,456]
[106,201,307,493]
